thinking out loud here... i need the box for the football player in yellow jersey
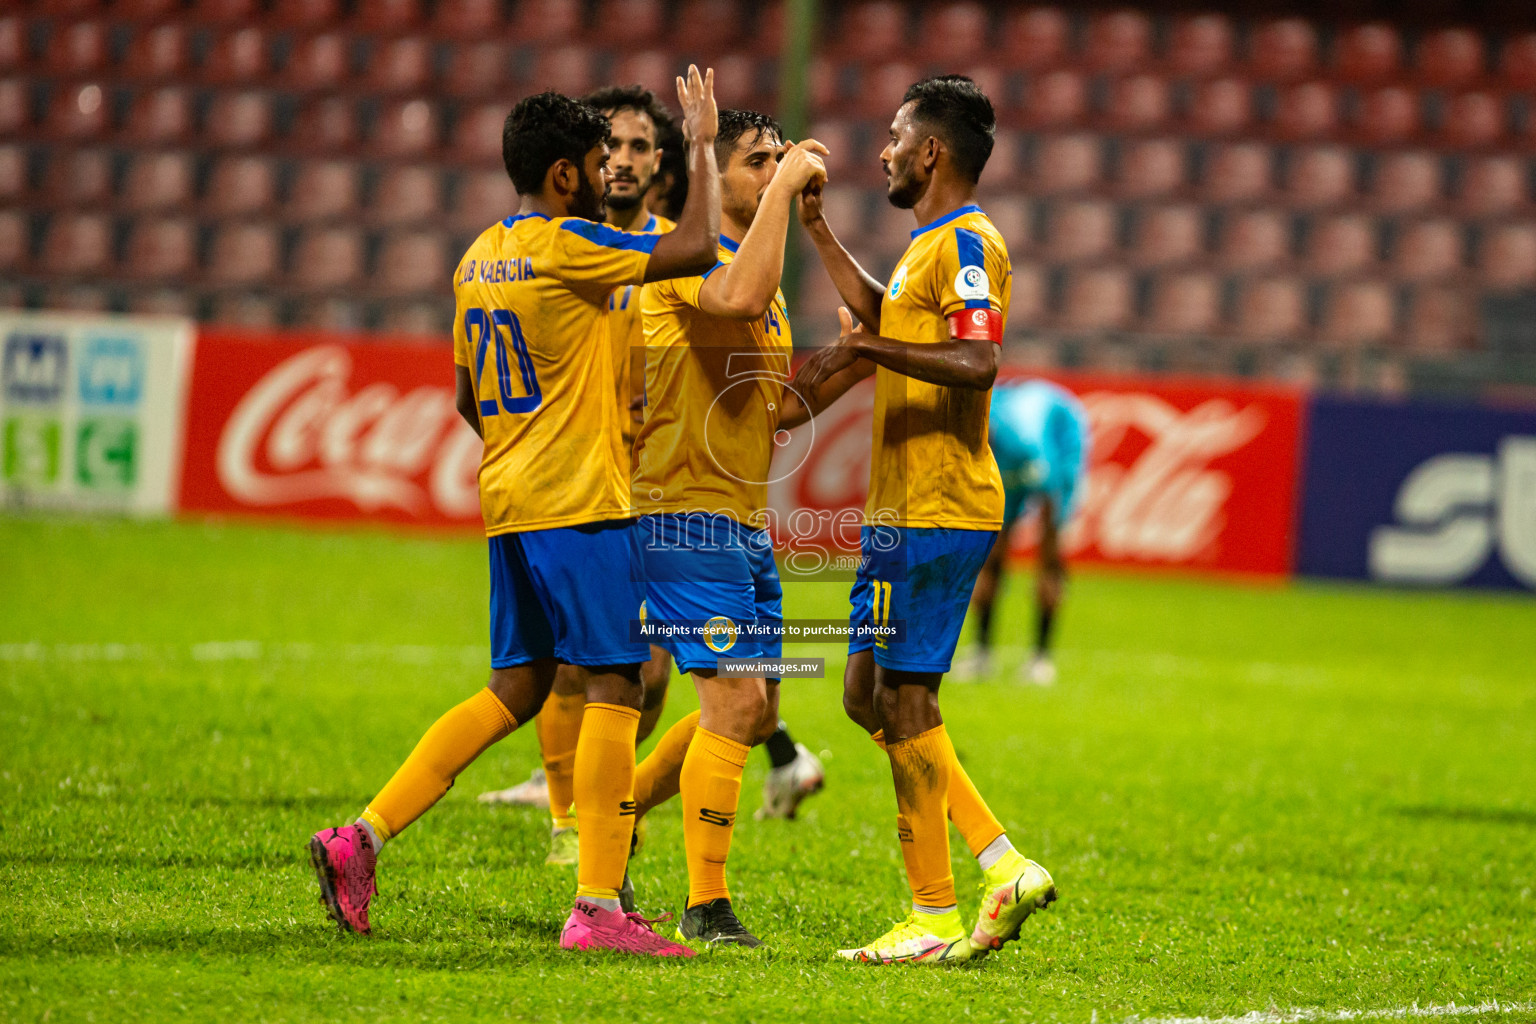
[308,72,724,959]
[794,75,1057,964]
[614,109,829,948]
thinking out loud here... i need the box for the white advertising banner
[0,312,194,516]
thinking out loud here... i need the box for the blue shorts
[488,520,649,669]
[847,525,997,673]
[637,513,783,675]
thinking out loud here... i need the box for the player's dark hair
[655,119,689,214]
[501,91,611,195]
[902,74,996,184]
[581,84,675,135]
[714,108,782,165]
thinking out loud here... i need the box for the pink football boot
[559,900,695,958]
[308,824,377,934]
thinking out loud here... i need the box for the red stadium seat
[1033,133,1101,194]
[980,194,1030,251]
[1273,81,1339,141]
[40,213,112,277]
[610,51,678,107]
[1285,146,1354,208]
[380,301,450,336]
[208,293,281,327]
[508,0,582,45]
[110,0,181,19]
[206,222,280,285]
[373,165,442,226]
[42,284,111,313]
[1405,285,1474,353]
[858,62,921,118]
[671,0,744,53]
[283,33,351,91]
[1186,77,1252,136]
[292,96,357,153]
[45,82,110,141]
[204,90,274,149]
[1437,91,1505,148]
[0,210,27,274]
[711,53,764,111]
[1165,14,1233,77]
[0,145,24,203]
[1456,155,1527,217]
[1393,218,1463,282]
[296,297,365,331]
[43,21,110,78]
[1319,280,1395,348]
[202,155,276,217]
[442,41,510,99]
[190,0,259,24]
[1084,10,1151,73]
[122,151,194,212]
[1222,205,1296,273]
[592,0,665,48]
[452,102,508,165]
[432,0,504,38]
[805,119,858,180]
[202,28,270,87]
[1021,69,1086,127]
[1104,74,1170,133]
[919,3,989,67]
[1332,23,1401,83]
[376,231,448,295]
[752,2,785,54]
[285,160,359,221]
[36,0,102,14]
[1147,270,1220,334]
[452,168,517,232]
[0,79,32,138]
[806,57,838,116]
[1117,137,1185,198]
[122,24,191,81]
[122,217,195,280]
[290,227,364,291]
[1368,151,1441,213]
[351,0,423,34]
[370,98,439,158]
[1248,19,1317,82]
[1477,223,1536,290]
[1304,213,1376,276]
[999,7,1070,71]
[126,288,195,317]
[526,45,597,97]
[1203,142,1272,203]
[0,18,23,74]
[268,0,342,31]
[1045,200,1116,263]
[1233,275,1306,342]
[1354,86,1419,145]
[1131,204,1203,267]
[1497,33,1536,91]
[1415,28,1484,88]
[1010,260,1047,324]
[40,149,112,207]
[363,36,434,94]
[835,2,909,63]
[1060,265,1133,331]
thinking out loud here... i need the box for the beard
[722,186,762,231]
[885,161,921,210]
[604,178,649,212]
[572,172,607,221]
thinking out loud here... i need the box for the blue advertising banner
[1298,397,1536,591]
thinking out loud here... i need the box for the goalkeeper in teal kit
[952,379,1090,686]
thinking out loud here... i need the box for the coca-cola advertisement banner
[1298,397,1536,591]
[769,369,1305,577]
[178,332,483,527]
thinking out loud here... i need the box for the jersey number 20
[466,307,542,415]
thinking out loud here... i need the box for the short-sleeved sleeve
[935,226,1008,318]
[550,219,659,299]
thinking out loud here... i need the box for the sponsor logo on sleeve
[954,265,989,301]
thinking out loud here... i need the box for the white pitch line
[1122,998,1535,1024]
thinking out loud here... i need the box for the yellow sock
[680,728,748,907]
[536,691,585,829]
[878,728,1006,858]
[362,688,517,839]
[887,725,956,909]
[633,709,699,818]
[572,702,640,902]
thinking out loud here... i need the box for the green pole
[778,0,816,321]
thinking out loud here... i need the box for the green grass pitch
[2,516,1534,1023]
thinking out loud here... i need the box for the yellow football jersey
[633,236,793,527]
[607,213,676,453]
[452,211,658,535]
[866,204,1009,530]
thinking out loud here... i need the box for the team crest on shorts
[703,616,738,654]
[887,265,908,301]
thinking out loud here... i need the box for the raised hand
[791,307,862,394]
[775,138,830,195]
[674,64,717,146]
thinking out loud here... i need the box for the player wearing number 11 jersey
[306,74,723,958]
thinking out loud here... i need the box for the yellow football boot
[838,908,973,964]
[969,852,1056,956]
